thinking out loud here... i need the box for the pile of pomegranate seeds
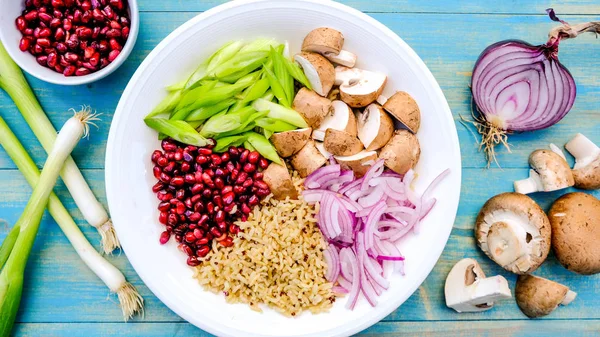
[151,138,271,267]
[15,0,131,76]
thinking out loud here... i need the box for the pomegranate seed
[202,189,212,199]
[201,173,213,186]
[217,221,227,232]
[53,28,66,41]
[167,214,178,226]
[19,38,32,51]
[151,150,163,162]
[236,172,248,185]
[54,64,66,73]
[153,166,162,179]
[213,195,223,208]
[163,162,176,173]
[198,148,212,155]
[224,204,237,214]
[75,67,90,76]
[228,146,239,158]
[23,28,34,36]
[175,189,186,200]
[257,189,270,197]
[243,179,253,189]
[248,195,259,206]
[80,0,91,11]
[198,214,209,225]
[158,202,170,212]
[193,228,204,239]
[241,203,252,215]
[159,231,170,244]
[162,139,177,152]
[158,212,168,225]
[171,176,184,187]
[15,17,27,31]
[215,210,225,223]
[184,174,196,184]
[254,180,269,190]
[206,202,215,214]
[239,149,249,163]
[24,11,39,21]
[180,162,191,173]
[196,246,210,257]
[39,12,53,23]
[196,238,209,246]
[36,55,48,66]
[210,227,222,238]
[233,185,245,194]
[105,28,121,38]
[185,232,196,243]
[80,28,93,39]
[222,192,235,205]
[210,154,222,166]
[221,186,233,195]
[63,18,72,31]
[46,52,58,67]
[73,9,83,23]
[152,181,165,193]
[50,18,61,28]
[188,212,201,223]
[187,257,200,266]
[159,172,171,183]
[253,172,264,180]
[122,26,130,39]
[243,163,256,173]
[230,169,239,181]
[248,151,260,164]
[89,52,100,66]
[229,224,240,235]
[259,158,269,169]
[176,202,186,215]
[219,236,234,247]
[214,177,225,189]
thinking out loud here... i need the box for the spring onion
[469,9,599,166]
[252,98,308,128]
[0,42,119,254]
[244,132,282,164]
[0,110,102,335]
[0,114,143,323]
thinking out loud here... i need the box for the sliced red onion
[357,186,385,208]
[337,275,352,290]
[360,159,385,191]
[324,244,341,282]
[333,285,349,294]
[340,248,361,310]
[305,164,341,189]
[363,201,387,250]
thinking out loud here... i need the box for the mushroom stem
[561,290,578,305]
[565,133,600,169]
[514,170,543,194]
[324,50,357,68]
[549,143,567,161]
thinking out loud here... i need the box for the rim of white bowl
[0,0,139,86]
[106,1,461,336]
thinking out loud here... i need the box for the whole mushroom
[548,192,600,275]
[515,274,577,318]
[514,149,574,194]
[301,27,357,68]
[564,133,600,190]
[445,258,512,313]
[475,193,551,274]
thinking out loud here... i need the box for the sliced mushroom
[312,100,357,142]
[294,52,335,97]
[564,133,600,190]
[513,150,575,194]
[549,192,600,275]
[263,162,298,200]
[292,88,333,128]
[379,130,420,175]
[357,104,394,151]
[301,27,344,55]
[315,141,332,159]
[335,66,387,108]
[269,128,312,158]
[323,50,357,68]
[323,129,363,157]
[516,275,577,318]
[475,193,551,274]
[445,258,512,313]
[290,140,327,177]
[383,91,421,133]
[335,151,378,178]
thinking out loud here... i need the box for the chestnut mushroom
[301,27,357,68]
[515,275,577,318]
[263,162,298,200]
[335,151,378,178]
[382,91,421,133]
[291,88,333,128]
[294,52,335,97]
[379,129,421,175]
[269,128,312,158]
[290,140,327,177]
[475,193,551,274]
[549,192,600,275]
[312,100,357,141]
[356,104,394,151]
[565,133,600,190]
[513,149,574,194]
[445,258,512,313]
[335,66,387,108]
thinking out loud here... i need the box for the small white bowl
[0,0,139,86]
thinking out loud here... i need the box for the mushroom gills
[565,133,600,169]
[480,209,543,273]
[445,258,512,313]
[323,50,357,68]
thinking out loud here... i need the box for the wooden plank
[1,169,597,323]
[1,13,598,170]
[134,0,600,15]
[12,320,600,336]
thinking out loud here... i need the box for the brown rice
[194,173,335,317]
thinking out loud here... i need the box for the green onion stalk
[0,42,119,254]
[0,113,143,328]
[0,110,129,336]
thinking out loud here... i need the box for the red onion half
[470,9,599,165]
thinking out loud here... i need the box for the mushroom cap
[323,129,364,157]
[336,66,387,108]
[475,193,551,274]
[290,140,327,178]
[572,155,600,190]
[292,87,333,128]
[379,129,421,174]
[383,91,421,133]
[528,150,574,192]
[263,162,298,200]
[301,27,344,55]
[515,274,573,318]
[269,128,312,158]
[549,192,600,275]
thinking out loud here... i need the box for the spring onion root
[0,42,119,253]
[0,115,144,321]
[0,110,98,335]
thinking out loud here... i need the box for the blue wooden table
[1,1,599,336]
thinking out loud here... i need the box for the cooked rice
[194,173,335,317]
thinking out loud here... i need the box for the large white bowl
[106,1,461,336]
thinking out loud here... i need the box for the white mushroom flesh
[324,50,357,68]
[478,209,544,273]
[335,66,363,86]
[514,169,543,194]
[340,70,387,97]
[376,95,388,105]
[312,130,325,141]
[294,54,324,96]
[357,104,381,149]
[316,100,352,134]
[549,143,567,161]
[445,258,512,313]
[565,133,600,169]
[561,290,578,305]
[315,141,332,158]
